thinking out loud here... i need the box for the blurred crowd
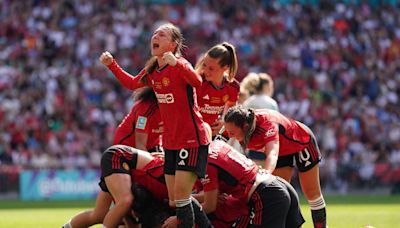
[1,0,400,192]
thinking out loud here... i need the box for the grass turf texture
[0,195,399,228]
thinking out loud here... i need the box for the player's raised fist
[162,51,177,66]
[99,51,114,66]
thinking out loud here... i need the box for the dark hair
[133,87,157,103]
[141,23,184,84]
[206,42,238,82]
[224,106,256,149]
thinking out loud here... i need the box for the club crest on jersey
[266,128,276,137]
[162,77,170,87]
[222,94,229,102]
[136,116,147,130]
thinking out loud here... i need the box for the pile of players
[63,23,327,228]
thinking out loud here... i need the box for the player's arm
[200,165,219,214]
[163,52,202,87]
[135,132,148,151]
[100,51,147,90]
[202,189,218,214]
[175,59,202,87]
[263,139,279,173]
[134,114,151,151]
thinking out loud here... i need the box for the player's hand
[162,215,177,228]
[162,51,177,66]
[99,51,114,66]
[211,119,224,136]
[217,193,228,204]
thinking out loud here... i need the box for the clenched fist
[162,51,177,66]
[99,51,114,66]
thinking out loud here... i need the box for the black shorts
[148,145,164,153]
[163,144,209,178]
[98,145,138,192]
[248,177,305,228]
[247,150,266,160]
[276,131,321,172]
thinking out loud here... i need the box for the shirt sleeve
[108,59,148,90]
[201,165,219,192]
[134,103,152,134]
[228,81,240,103]
[175,58,202,88]
[262,121,279,143]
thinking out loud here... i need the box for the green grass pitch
[0,195,399,228]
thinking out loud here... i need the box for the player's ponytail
[243,108,256,148]
[221,42,238,82]
[206,42,238,82]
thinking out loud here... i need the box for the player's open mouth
[153,43,160,49]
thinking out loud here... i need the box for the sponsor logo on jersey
[210,97,221,103]
[153,81,162,89]
[155,92,174,104]
[136,116,147,129]
[200,104,224,115]
[203,94,210,100]
[265,128,276,137]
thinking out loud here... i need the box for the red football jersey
[197,77,239,126]
[247,109,311,156]
[113,99,162,150]
[201,140,258,201]
[212,194,249,228]
[131,157,168,201]
[108,58,210,149]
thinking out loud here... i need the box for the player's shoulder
[134,100,159,117]
[176,56,193,66]
[226,78,240,90]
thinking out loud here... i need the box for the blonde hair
[240,72,274,96]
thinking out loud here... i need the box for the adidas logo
[203,94,209,100]
[178,160,185,166]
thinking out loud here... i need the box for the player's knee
[302,186,322,200]
[118,194,134,208]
